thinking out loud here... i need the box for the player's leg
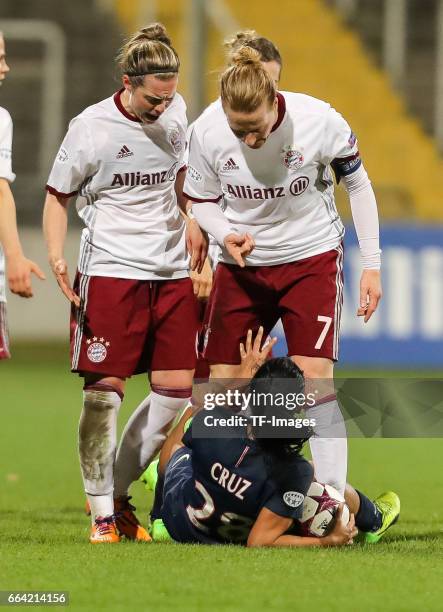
[80,374,125,543]
[71,273,152,542]
[205,263,278,379]
[142,406,194,541]
[344,483,400,542]
[280,247,347,495]
[290,356,347,495]
[114,278,198,496]
[0,302,11,360]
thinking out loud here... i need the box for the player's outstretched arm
[238,326,278,378]
[158,406,194,475]
[0,178,45,297]
[43,191,79,307]
[247,505,357,548]
[342,164,382,323]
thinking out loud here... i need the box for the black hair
[248,357,312,457]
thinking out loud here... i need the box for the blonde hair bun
[231,46,262,67]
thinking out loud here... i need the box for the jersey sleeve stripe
[46,184,78,198]
[183,192,222,204]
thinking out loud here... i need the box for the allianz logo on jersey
[111,161,179,187]
[224,176,310,200]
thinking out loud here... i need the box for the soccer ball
[298,481,350,537]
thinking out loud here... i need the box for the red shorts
[0,302,11,360]
[70,274,200,378]
[203,246,344,365]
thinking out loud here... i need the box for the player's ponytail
[220,46,276,113]
[224,30,282,68]
[117,22,180,86]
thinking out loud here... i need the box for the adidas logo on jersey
[116,145,134,159]
[222,158,239,171]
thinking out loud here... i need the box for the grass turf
[1,344,442,611]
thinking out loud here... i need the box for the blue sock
[355,490,383,532]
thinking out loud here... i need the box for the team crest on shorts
[167,126,183,154]
[86,337,110,363]
[282,146,304,170]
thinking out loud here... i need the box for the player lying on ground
[0,31,45,360]
[144,330,400,546]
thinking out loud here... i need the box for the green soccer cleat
[364,491,400,544]
[150,518,173,542]
[140,458,159,491]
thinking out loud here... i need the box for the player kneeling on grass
[143,330,400,546]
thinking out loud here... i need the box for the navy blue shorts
[161,447,217,544]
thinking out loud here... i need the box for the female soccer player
[110,30,284,509]
[0,31,44,359]
[147,329,399,547]
[184,46,382,498]
[43,24,205,543]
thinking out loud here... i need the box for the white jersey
[0,106,16,302]
[47,90,189,280]
[184,91,361,266]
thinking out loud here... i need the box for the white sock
[114,390,191,497]
[79,387,122,521]
[86,494,114,521]
[308,399,347,496]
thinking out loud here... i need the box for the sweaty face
[124,74,178,123]
[0,36,10,85]
[225,98,278,149]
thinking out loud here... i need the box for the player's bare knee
[151,369,194,389]
[290,355,333,380]
[210,363,242,378]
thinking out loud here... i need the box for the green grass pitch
[1,344,442,611]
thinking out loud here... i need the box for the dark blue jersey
[161,407,313,544]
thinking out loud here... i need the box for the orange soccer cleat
[114,495,152,542]
[90,515,121,544]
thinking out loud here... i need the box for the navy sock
[150,472,165,521]
[355,490,382,532]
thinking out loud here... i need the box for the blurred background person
[0,30,44,360]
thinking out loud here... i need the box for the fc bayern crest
[167,126,183,154]
[86,337,110,363]
[282,147,304,170]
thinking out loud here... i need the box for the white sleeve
[0,109,15,183]
[192,201,236,246]
[46,117,96,197]
[183,127,223,203]
[321,107,362,179]
[342,164,381,270]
